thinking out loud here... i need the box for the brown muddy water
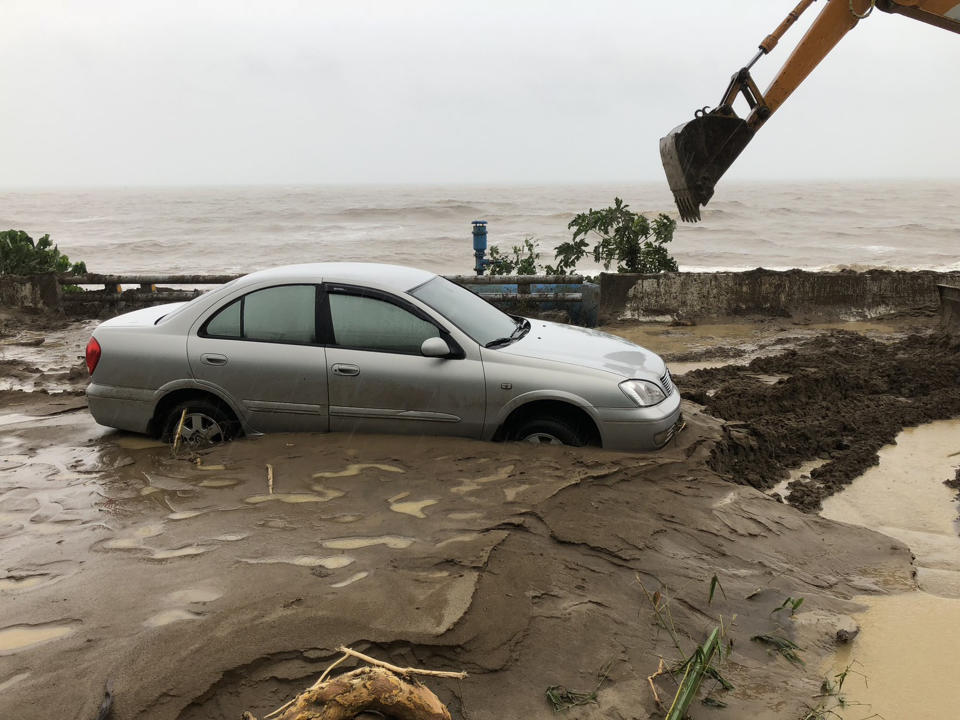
[819,420,960,720]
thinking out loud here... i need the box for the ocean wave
[335,203,484,219]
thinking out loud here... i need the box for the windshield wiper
[484,318,530,348]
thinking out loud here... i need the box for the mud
[0,309,93,393]
[3,313,954,719]
[0,394,915,720]
[679,329,960,511]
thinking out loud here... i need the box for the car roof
[236,262,437,293]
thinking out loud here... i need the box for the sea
[1,180,957,276]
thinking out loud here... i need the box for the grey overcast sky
[1,0,958,187]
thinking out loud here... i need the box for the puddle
[452,464,515,494]
[101,523,165,550]
[239,555,354,569]
[331,571,369,588]
[166,588,222,604]
[818,419,960,718]
[244,493,334,504]
[0,672,30,692]
[821,420,960,597]
[322,536,415,550]
[199,478,240,488]
[436,533,482,548]
[306,486,347,501]
[313,463,404,478]
[826,592,960,719]
[110,435,167,450]
[770,459,828,499]
[389,498,437,518]
[0,623,77,653]
[447,511,483,521]
[504,485,529,502]
[167,510,209,520]
[143,609,203,628]
[0,574,51,591]
[0,414,38,428]
[210,532,248,542]
[149,546,216,560]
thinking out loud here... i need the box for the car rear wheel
[513,417,588,447]
[162,399,238,448]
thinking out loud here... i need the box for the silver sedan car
[85,263,683,451]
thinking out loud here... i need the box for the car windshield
[410,276,519,347]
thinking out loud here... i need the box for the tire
[161,398,238,448]
[513,416,588,447]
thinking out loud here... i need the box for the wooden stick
[264,652,350,719]
[647,658,668,710]
[266,464,274,494]
[171,409,187,456]
[336,646,467,679]
[263,647,465,719]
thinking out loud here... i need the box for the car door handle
[201,353,228,366]
[332,363,360,376]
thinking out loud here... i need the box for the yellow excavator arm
[661,0,960,222]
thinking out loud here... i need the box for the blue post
[472,220,490,275]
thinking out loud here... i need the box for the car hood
[497,320,666,379]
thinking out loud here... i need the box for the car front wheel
[513,416,588,446]
[162,399,238,448]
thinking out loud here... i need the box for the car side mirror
[421,336,451,358]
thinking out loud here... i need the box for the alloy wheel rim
[522,432,563,446]
[178,412,225,447]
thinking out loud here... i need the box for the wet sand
[1,312,956,719]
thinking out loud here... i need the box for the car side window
[205,298,241,337]
[204,285,317,344]
[328,292,437,354]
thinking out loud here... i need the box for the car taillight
[85,337,101,375]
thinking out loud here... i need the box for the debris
[171,408,187,456]
[94,679,113,720]
[261,646,464,720]
[665,627,721,720]
[751,634,804,666]
[545,662,611,712]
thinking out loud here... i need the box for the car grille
[660,369,675,396]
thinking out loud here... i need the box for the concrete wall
[601,269,960,322]
[940,285,960,335]
[0,273,62,312]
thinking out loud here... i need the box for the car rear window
[203,285,317,344]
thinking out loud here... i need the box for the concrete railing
[0,271,599,325]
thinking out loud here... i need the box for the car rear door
[188,284,329,433]
[321,284,485,438]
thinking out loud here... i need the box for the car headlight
[619,379,667,407]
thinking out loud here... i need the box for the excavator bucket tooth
[660,113,756,222]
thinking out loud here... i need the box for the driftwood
[257,666,451,720]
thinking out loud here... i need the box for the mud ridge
[680,330,960,511]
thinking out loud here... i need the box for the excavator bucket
[659,113,756,222]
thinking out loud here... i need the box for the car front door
[322,285,485,438]
[188,284,329,433]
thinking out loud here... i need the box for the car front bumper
[596,393,685,452]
